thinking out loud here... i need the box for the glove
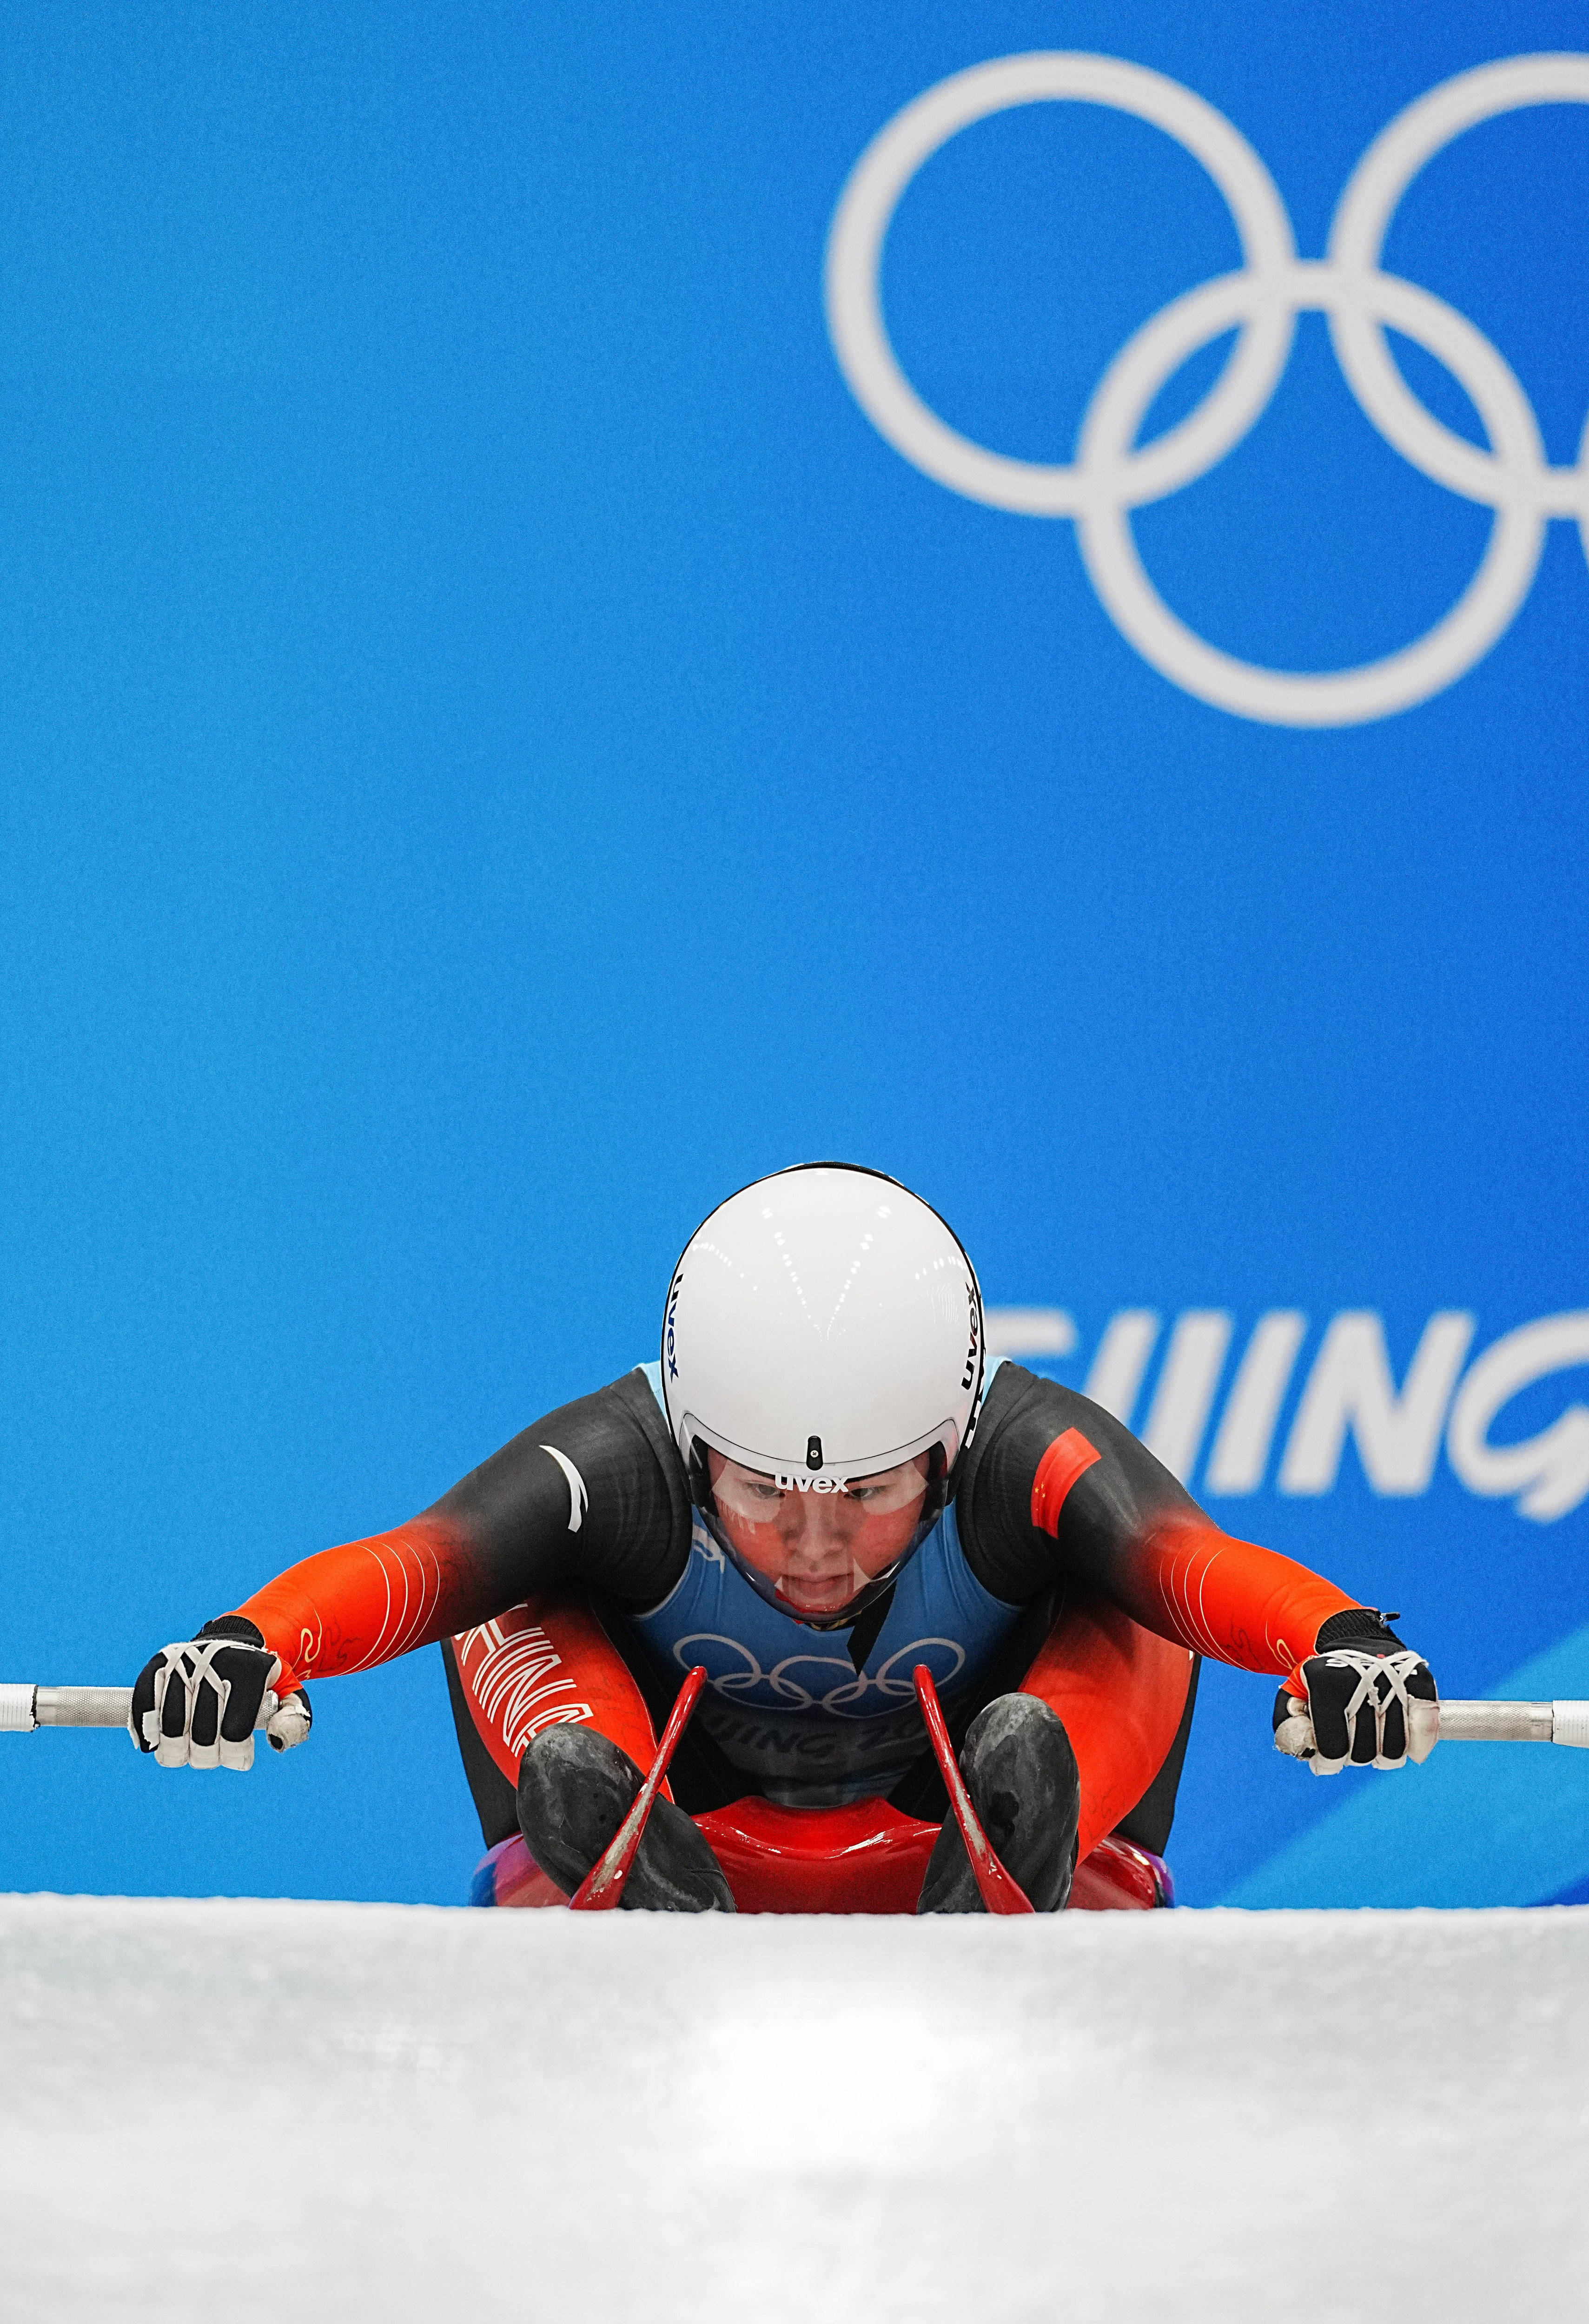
[1272,1608,1438,1775]
[129,1615,312,1771]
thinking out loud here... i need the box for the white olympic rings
[675,1632,966,1716]
[824,52,1589,727]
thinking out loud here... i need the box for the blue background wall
[2,1,1584,1906]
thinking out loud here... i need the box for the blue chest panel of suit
[624,1360,1024,1803]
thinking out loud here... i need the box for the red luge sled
[467,1659,1174,1915]
[469,1798,1173,1915]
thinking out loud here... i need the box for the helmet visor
[704,1448,938,1624]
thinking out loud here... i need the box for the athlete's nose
[775,1493,857,1560]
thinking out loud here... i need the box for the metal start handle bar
[3,1682,1588,1743]
[0,1684,279,1733]
[1435,1700,1589,1746]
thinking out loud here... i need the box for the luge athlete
[131,1165,1440,1910]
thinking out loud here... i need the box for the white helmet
[661,1164,986,1627]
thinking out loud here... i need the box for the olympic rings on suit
[673,1632,967,1716]
[825,52,1589,727]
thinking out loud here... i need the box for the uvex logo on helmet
[666,1271,683,1380]
[962,1282,980,1393]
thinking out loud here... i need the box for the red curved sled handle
[913,1665,1035,1915]
[569,1664,708,1912]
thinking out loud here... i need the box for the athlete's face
[706,1448,932,1618]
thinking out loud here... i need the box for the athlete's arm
[954,1363,1364,1675]
[219,1370,690,1695]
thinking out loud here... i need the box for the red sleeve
[219,1371,694,1694]
[959,1367,1366,1677]
[1119,1511,1357,1677]
[230,1518,471,1695]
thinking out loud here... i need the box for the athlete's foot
[516,1724,735,1912]
[915,1693,1080,1915]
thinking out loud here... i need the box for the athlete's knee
[963,1692,1079,1848]
[917,1691,1080,1916]
[517,1722,637,1859]
[516,1722,735,1913]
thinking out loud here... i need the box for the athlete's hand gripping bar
[0,1684,279,1731]
[1272,1696,1589,1756]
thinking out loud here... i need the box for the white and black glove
[1273,1609,1438,1775]
[129,1616,312,1771]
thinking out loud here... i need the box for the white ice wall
[3,1895,1585,2321]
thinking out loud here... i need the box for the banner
[1,6,1583,1905]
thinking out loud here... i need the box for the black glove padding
[129,1616,311,1771]
[1272,1609,1438,1775]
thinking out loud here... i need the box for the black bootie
[915,1692,1080,1915]
[516,1724,735,1912]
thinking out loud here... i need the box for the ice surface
[2,1895,1585,2321]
